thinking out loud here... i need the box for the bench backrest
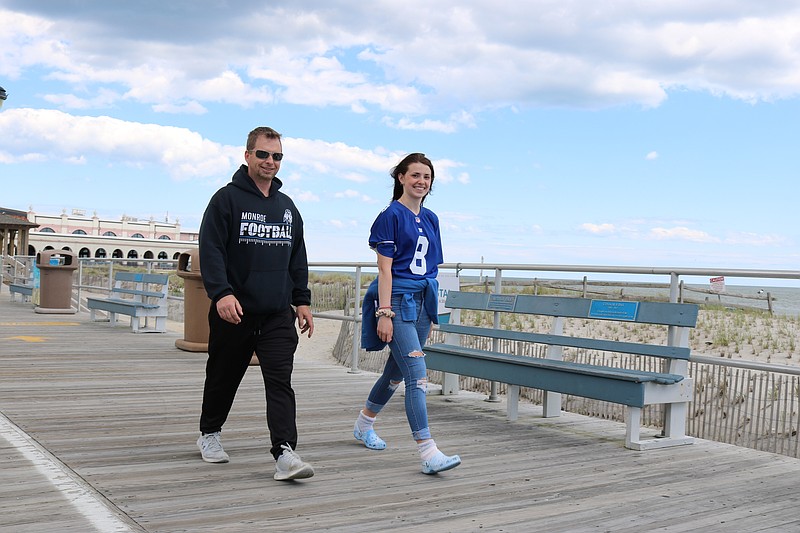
[111,272,169,303]
[440,291,698,361]
[445,291,698,327]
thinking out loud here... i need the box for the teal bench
[9,282,33,302]
[425,291,698,450]
[87,272,169,333]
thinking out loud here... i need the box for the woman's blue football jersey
[369,200,443,280]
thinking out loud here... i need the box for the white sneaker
[274,444,314,481]
[197,432,230,463]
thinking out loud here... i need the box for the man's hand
[295,305,314,338]
[216,294,243,324]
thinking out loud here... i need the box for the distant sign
[710,276,725,293]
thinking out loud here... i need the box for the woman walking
[354,153,461,475]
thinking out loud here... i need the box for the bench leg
[625,404,694,450]
[441,372,460,395]
[130,316,139,333]
[625,407,643,449]
[542,391,561,418]
[109,312,118,327]
[663,402,693,444]
[507,385,519,421]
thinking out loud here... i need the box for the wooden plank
[438,322,691,359]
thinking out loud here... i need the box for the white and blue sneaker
[422,451,461,474]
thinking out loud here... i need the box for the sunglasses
[250,150,284,161]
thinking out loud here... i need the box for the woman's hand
[377,315,393,343]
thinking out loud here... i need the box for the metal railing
[7,255,800,457]
[311,261,800,458]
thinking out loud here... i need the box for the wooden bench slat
[427,343,683,384]
[438,323,691,360]
[110,287,166,298]
[86,297,161,310]
[113,272,169,284]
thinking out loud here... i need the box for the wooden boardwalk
[2,291,800,532]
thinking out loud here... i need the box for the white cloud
[725,232,787,246]
[432,159,469,185]
[284,137,401,185]
[293,190,321,203]
[0,107,238,179]
[646,151,659,160]
[649,226,718,242]
[581,223,617,235]
[43,88,123,110]
[5,3,800,120]
[334,189,374,203]
[383,111,477,133]
[152,101,207,115]
[0,107,426,186]
[327,219,359,229]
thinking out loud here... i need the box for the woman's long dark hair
[391,153,435,202]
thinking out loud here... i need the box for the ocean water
[700,285,800,317]
[481,277,800,317]
[584,284,800,317]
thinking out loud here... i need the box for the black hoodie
[199,164,311,315]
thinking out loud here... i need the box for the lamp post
[0,86,7,109]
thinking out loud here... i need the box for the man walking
[197,126,315,481]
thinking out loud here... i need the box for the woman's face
[398,162,432,202]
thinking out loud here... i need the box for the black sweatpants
[199,306,299,460]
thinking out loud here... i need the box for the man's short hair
[247,127,282,150]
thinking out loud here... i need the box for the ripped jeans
[365,291,432,441]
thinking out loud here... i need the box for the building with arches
[12,207,199,260]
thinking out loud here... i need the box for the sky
[1,1,799,282]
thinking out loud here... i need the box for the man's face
[245,135,282,183]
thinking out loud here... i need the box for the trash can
[35,250,78,314]
[175,249,257,364]
[175,249,210,352]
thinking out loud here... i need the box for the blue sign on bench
[487,294,516,312]
[588,300,639,321]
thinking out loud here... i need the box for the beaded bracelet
[375,308,396,319]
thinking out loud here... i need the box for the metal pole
[486,267,503,402]
[660,271,682,437]
[77,258,84,312]
[349,266,362,373]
